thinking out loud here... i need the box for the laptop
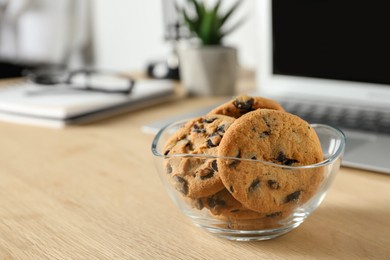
[255,0,390,174]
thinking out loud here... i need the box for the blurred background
[0,0,257,78]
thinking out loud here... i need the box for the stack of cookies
[163,95,324,229]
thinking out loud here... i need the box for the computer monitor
[255,0,390,109]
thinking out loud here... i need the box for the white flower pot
[179,46,238,96]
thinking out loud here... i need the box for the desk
[0,76,389,259]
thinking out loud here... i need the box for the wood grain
[0,79,389,259]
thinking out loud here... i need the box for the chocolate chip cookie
[190,188,265,218]
[163,114,235,198]
[217,109,324,214]
[208,94,284,118]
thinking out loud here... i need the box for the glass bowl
[151,120,345,241]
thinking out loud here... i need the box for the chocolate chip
[173,176,189,195]
[267,180,280,189]
[203,117,217,124]
[285,191,301,203]
[284,159,299,166]
[166,163,172,174]
[207,197,226,208]
[251,156,257,160]
[260,131,270,138]
[192,128,206,133]
[234,97,254,112]
[228,150,241,168]
[211,160,218,172]
[275,151,299,166]
[206,139,217,148]
[229,160,240,168]
[216,125,226,133]
[193,199,204,210]
[248,179,261,193]
[229,186,234,193]
[208,132,221,138]
[164,150,170,156]
[192,124,206,133]
[266,212,282,218]
[262,116,271,128]
[276,151,287,163]
[207,133,222,147]
[200,168,215,180]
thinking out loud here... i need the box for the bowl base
[197,221,303,241]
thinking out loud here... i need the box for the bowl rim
[151,119,346,170]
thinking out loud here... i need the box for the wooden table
[0,77,389,259]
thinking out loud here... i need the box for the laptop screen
[272,0,390,86]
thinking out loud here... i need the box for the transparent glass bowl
[151,120,345,241]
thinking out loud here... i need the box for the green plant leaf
[220,0,241,27]
[178,0,244,45]
[198,1,206,16]
[183,9,199,36]
[213,0,222,14]
[199,11,215,44]
[220,17,246,38]
[188,0,205,21]
[200,0,226,45]
[209,0,223,45]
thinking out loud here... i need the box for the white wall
[93,0,257,72]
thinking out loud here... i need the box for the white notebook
[0,79,176,128]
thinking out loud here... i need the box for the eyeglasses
[24,68,135,95]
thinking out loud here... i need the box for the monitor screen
[272,0,390,85]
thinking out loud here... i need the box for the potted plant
[176,0,244,96]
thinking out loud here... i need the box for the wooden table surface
[0,77,389,259]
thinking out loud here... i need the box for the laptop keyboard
[279,100,390,135]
